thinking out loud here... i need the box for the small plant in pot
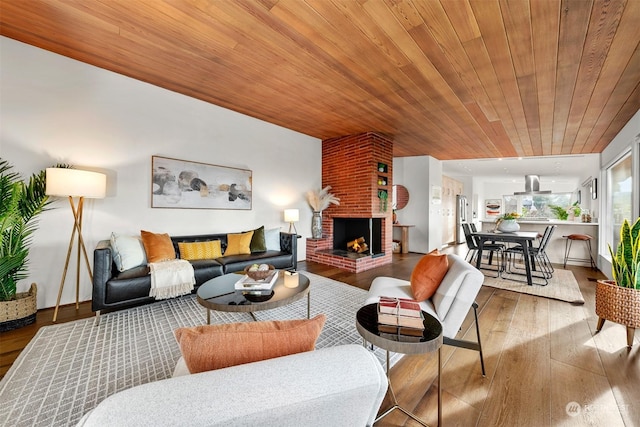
[595,217,640,349]
[0,159,51,332]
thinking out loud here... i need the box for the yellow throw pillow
[178,241,222,260]
[174,315,326,374]
[224,231,254,256]
[140,230,176,263]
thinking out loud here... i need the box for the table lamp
[284,209,299,234]
[46,167,106,322]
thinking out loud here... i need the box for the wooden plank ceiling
[1,0,639,160]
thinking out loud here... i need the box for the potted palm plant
[595,217,640,348]
[0,159,51,331]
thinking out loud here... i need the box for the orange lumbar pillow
[174,314,326,374]
[410,249,449,301]
[140,230,176,263]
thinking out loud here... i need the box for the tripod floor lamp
[46,168,106,322]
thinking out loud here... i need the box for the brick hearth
[306,132,393,272]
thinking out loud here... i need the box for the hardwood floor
[303,247,639,427]
[1,248,638,426]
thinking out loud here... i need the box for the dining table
[472,230,540,286]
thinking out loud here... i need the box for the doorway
[442,175,463,246]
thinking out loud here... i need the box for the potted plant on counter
[549,205,569,220]
[595,217,640,349]
[0,159,51,331]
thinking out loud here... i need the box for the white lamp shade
[284,209,299,223]
[46,168,107,198]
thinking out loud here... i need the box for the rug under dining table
[482,268,585,304]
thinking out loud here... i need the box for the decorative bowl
[243,264,275,280]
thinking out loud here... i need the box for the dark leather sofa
[92,232,297,317]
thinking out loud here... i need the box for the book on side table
[377,296,425,336]
[378,296,422,317]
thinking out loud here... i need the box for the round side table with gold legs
[356,303,443,426]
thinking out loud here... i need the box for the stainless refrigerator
[455,195,468,244]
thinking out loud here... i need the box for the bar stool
[563,234,597,269]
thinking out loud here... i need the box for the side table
[356,303,443,426]
[392,224,414,253]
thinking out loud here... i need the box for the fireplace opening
[332,218,383,258]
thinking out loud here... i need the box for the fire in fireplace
[347,237,368,253]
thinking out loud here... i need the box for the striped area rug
[0,272,399,427]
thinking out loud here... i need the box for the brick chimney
[306,132,393,272]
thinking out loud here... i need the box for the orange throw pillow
[174,314,326,374]
[410,249,449,301]
[140,230,176,263]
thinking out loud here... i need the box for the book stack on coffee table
[377,296,425,339]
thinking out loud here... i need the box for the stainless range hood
[514,175,551,195]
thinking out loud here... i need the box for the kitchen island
[479,219,598,268]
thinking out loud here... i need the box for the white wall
[393,156,443,253]
[1,37,321,309]
[601,109,640,167]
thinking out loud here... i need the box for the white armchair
[365,253,486,375]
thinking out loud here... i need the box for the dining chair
[505,225,556,285]
[462,223,504,277]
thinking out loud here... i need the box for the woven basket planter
[0,283,37,332]
[595,280,640,348]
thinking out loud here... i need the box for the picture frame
[485,199,502,217]
[151,156,252,210]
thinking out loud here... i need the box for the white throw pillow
[110,233,147,272]
[264,228,281,251]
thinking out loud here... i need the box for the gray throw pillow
[264,228,281,251]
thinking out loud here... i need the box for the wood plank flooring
[302,247,638,426]
[1,247,638,426]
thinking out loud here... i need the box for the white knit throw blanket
[148,259,195,300]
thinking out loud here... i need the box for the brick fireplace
[306,132,393,272]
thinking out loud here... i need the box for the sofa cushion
[115,264,150,280]
[265,227,281,251]
[77,345,388,427]
[110,233,147,272]
[432,255,475,321]
[174,314,326,374]
[224,231,254,256]
[140,230,176,263]
[178,240,222,260]
[249,226,267,253]
[410,249,449,301]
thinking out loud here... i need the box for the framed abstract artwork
[485,199,501,217]
[151,156,252,209]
